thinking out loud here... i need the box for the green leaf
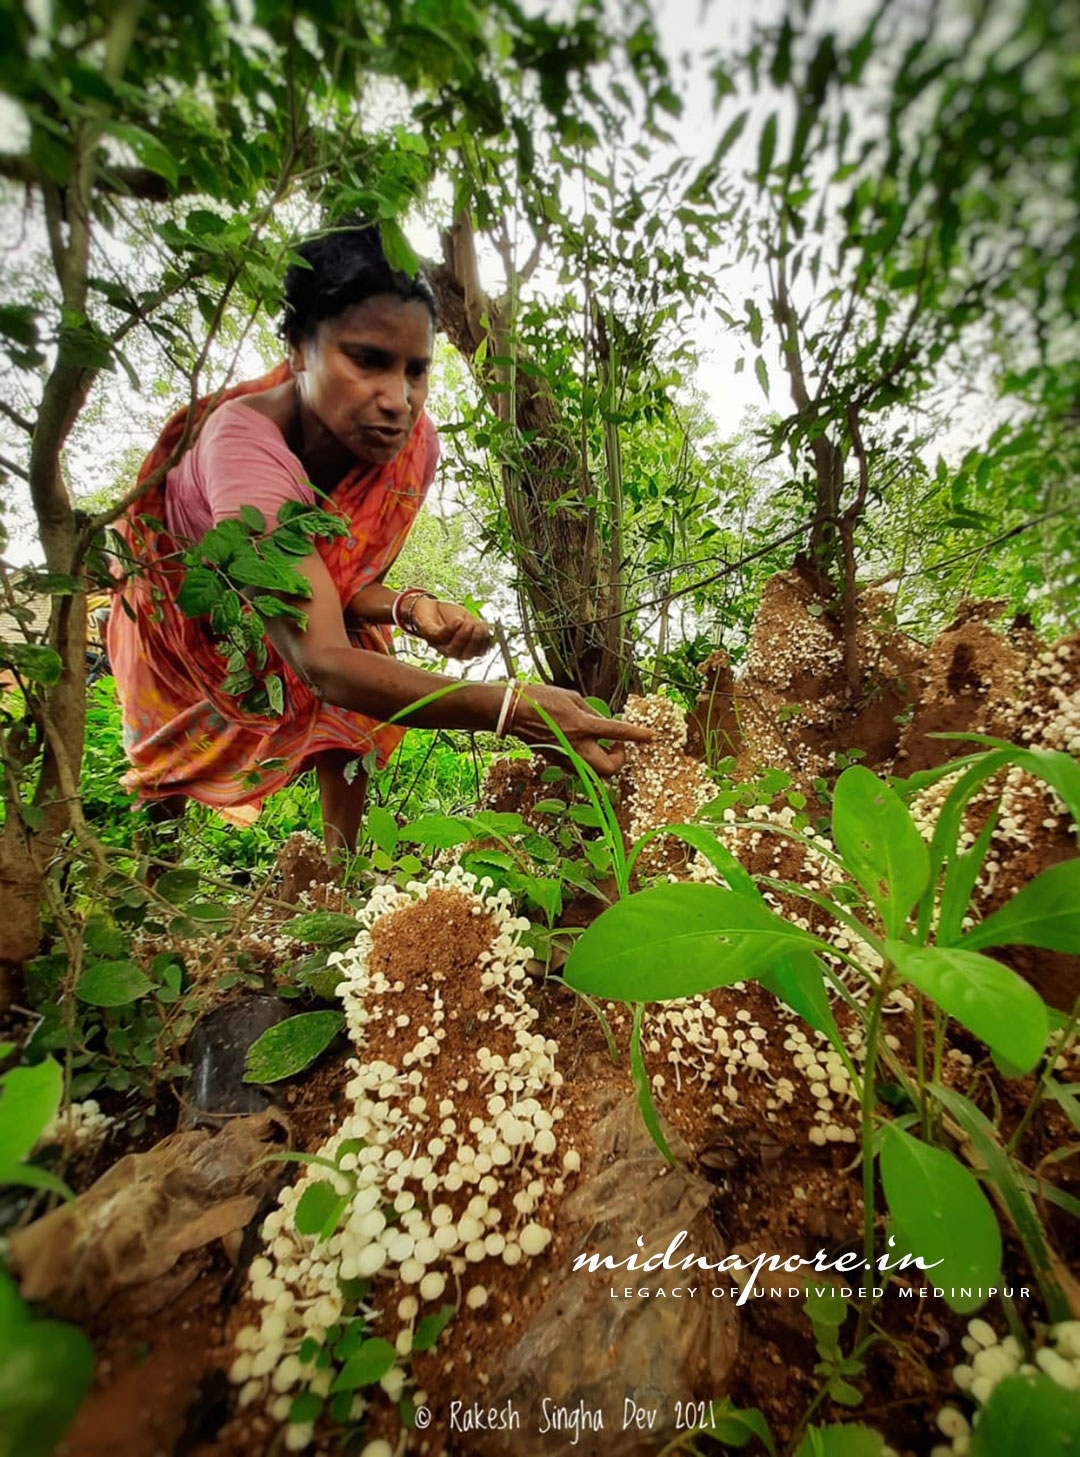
[833,767,930,936]
[379,218,418,275]
[252,595,307,622]
[0,641,63,686]
[76,960,154,1007]
[289,1392,323,1424]
[294,1180,348,1241]
[795,1425,884,1457]
[756,112,778,184]
[0,1301,95,1457]
[265,674,284,715]
[564,883,821,1002]
[960,859,1080,954]
[176,566,222,616]
[886,941,1047,1073]
[630,1002,675,1164]
[328,1337,397,1392]
[929,1084,1073,1323]
[229,544,310,594]
[200,518,249,566]
[412,1302,454,1351]
[803,1282,848,1329]
[0,1059,62,1173]
[101,120,178,187]
[3,1163,76,1201]
[704,1401,776,1453]
[154,868,201,904]
[244,1011,344,1083]
[754,355,770,398]
[240,505,266,532]
[879,1124,1002,1313]
[281,912,359,947]
[365,805,399,856]
[396,814,475,848]
[937,809,998,945]
[971,1371,1080,1456]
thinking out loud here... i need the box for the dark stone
[180,996,288,1129]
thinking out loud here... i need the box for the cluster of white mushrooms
[932,1318,1080,1454]
[228,867,579,1452]
[618,695,715,871]
[37,1097,113,1152]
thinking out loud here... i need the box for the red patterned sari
[107,362,437,819]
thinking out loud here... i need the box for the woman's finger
[581,714,655,744]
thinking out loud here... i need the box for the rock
[8,1110,289,1319]
[180,995,288,1129]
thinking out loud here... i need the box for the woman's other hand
[510,684,655,776]
[410,598,493,660]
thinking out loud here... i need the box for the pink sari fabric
[107,362,437,813]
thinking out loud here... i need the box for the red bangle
[391,588,434,634]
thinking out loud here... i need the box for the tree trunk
[428,215,632,702]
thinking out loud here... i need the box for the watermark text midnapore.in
[572,1231,1028,1306]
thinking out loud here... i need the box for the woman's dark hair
[280,220,437,343]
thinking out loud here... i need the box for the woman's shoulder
[203,386,297,444]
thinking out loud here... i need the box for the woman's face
[289,293,434,466]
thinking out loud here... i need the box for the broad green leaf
[886,941,1047,1072]
[281,911,359,947]
[759,949,843,1051]
[365,804,398,856]
[0,1059,62,1173]
[0,1312,95,1457]
[971,1371,1080,1456]
[396,814,475,848]
[329,1337,397,1392]
[628,822,756,896]
[0,641,63,686]
[240,504,266,531]
[879,1123,1002,1313]
[244,1011,344,1083]
[154,868,201,904]
[412,1303,454,1351]
[960,858,1080,954]
[471,810,527,835]
[294,1180,348,1241]
[795,1424,884,1457]
[76,960,155,1007]
[930,1083,1073,1322]
[833,767,929,936]
[564,883,821,1002]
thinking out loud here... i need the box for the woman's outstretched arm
[256,552,652,773]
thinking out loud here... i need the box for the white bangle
[495,681,519,739]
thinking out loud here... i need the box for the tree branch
[0,400,33,435]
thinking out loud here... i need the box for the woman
[108,223,650,853]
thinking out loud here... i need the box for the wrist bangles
[495,680,524,739]
[391,587,436,635]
